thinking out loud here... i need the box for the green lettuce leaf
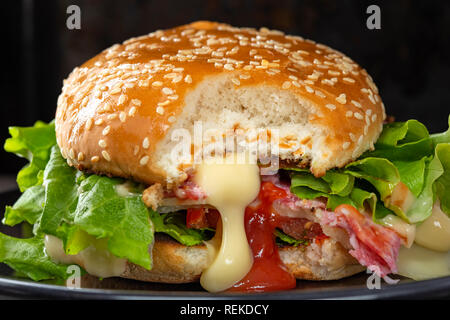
[150,211,212,246]
[35,145,79,237]
[4,121,56,191]
[432,143,450,215]
[3,185,45,226]
[274,229,309,247]
[0,233,70,281]
[72,174,154,269]
[403,153,444,222]
[5,143,155,270]
[368,119,433,161]
[430,115,450,147]
[344,157,400,200]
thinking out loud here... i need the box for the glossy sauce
[230,181,297,292]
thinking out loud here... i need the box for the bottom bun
[120,234,365,284]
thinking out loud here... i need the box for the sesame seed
[282,81,291,89]
[184,75,192,83]
[325,104,336,110]
[231,78,240,86]
[102,150,111,161]
[86,118,93,130]
[131,98,142,106]
[315,90,326,98]
[133,146,139,155]
[371,114,378,123]
[162,87,174,95]
[77,152,85,161]
[98,139,107,148]
[69,148,75,159]
[336,93,346,104]
[239,74,251,80]
[110,87,121,95]
[158,100,170,107]
[224,63,234,71]
[91,156,100,163]
[168,116,176,123]
[128,106,137,116]
[142,137,149,149]
[343,77,355,83]
[107,114,118,120]
[152,81,163,87]
[291,81,301,87]
[118,94,127,106]
[349,133,356,142]
[168,95,178,100]
[328,70,340,76]
[156,106,164,115]
[345,111,353,118]
[354,112,363,120]
[289,75,298,81]
[305,85,314,93]
[172,75,182,83]
[102,126,111,136]
[119,112,126,122]
[343,142,350,150]
[140,156,149,166]
[351,100,362,108]
[95,119,104,126]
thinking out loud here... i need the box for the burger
[1,21,449,293]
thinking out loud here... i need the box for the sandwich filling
[0,116,449,292]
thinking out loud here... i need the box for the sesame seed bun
[55,21,386,186]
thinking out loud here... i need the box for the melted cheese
[395,201,450,280]
[379,214,416,248]
[44,235,127,278]
[415,201,450,252]
[194,154,260,292]
[397,244,450,280]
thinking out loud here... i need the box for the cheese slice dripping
[396,201,450,280]
[414,201,450,252]
[44,234,127,279]
[194,153,260,292]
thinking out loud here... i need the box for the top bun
[55,21,386,187]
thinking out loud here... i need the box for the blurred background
[1,0,450,178]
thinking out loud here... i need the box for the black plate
[0,189,449,299]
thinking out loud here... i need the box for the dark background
[2,0,450,176]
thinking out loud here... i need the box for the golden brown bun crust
[56,21,385,185]
[121,234,364,283]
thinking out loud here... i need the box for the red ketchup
[229,181,297,292]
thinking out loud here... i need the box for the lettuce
[150,211,212,246]
[287,116,450,223]
[274,229,309,247]
[1,121,155,279]
[3,185,45,226]
[432,143,450,216]
[0,233,70,281]
[4,121,56,191]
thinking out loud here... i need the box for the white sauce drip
[415,201,450,252]
[44,235,127,279]
[396,201,450,280]
[194,154,260,292]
